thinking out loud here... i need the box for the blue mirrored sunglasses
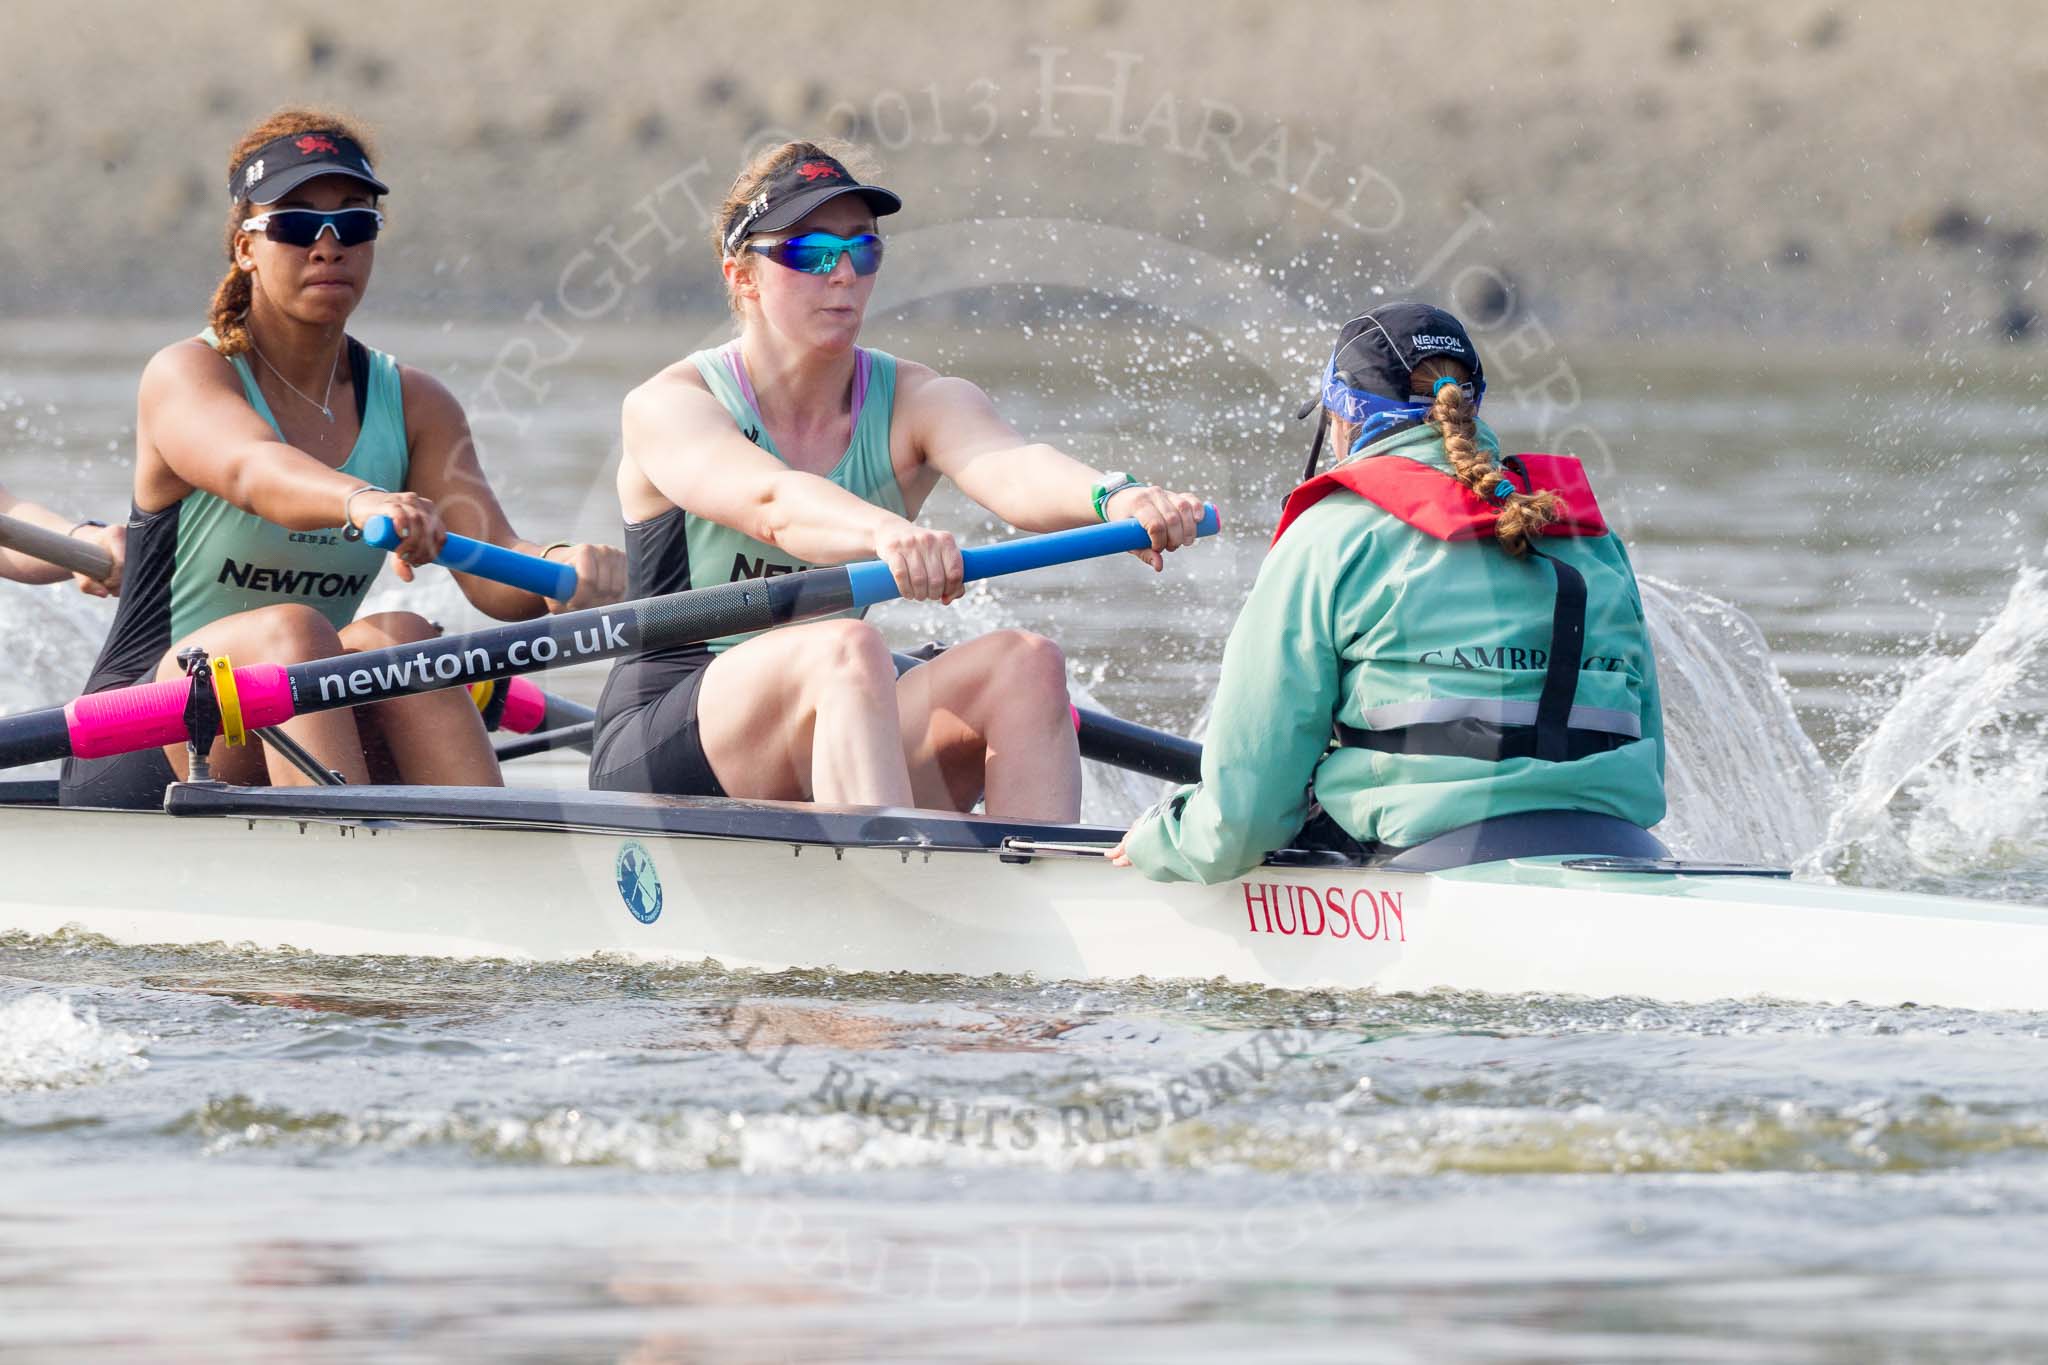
[746,231,884,276]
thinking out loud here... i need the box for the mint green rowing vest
[168,331,408,640]
[683,343,905,652]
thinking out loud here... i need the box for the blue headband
[1321,348,1483,432]
[1325,363,1485,456]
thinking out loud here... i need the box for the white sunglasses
[239,207,385,247]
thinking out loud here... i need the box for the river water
[4,317,2047,1359]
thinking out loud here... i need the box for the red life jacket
[1271,453,1623,765]
[1272,452,1608,547]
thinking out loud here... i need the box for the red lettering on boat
[1324,888,1352,938]
[1294,886,1327,937]
[1382,889,1406,942]
[1243,882,1279,932]
[1239,882,1405,941]
[1353,889,1381,940]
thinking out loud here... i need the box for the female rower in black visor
[594,139,1208,820]
[60,108,623,809]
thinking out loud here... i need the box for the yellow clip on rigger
[210,655,246,747]
[469,681,497,713]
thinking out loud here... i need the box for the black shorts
[588,658,728,798]
[59,746,178,811]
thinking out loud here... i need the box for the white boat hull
[6,784,2046,1011]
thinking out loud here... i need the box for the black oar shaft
[494,722,596,762]
[1074,709,1202,785]
[537,692,596,733]
[890,650,1201,785]
[0,709,73,770]
[282,570,857,713]
[3,512,1222,774]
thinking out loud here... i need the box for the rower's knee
[809,620,896,694]
[988,630,1069,706]
[240,604,346,663]
[348,611,440,650]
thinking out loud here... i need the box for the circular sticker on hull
[615,840,663,924]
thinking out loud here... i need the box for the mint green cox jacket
[1122,419,1666,884]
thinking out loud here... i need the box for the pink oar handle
[64,664,295,759]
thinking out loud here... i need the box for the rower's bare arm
[400,368,624,617]
[624,371,895,564]
[903,368,1208,567]
[899,371,1088,531]
[143,343,356,529]
[139,342,444,567]
[622,371,963,602]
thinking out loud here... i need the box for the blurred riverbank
[4,0,2043,347]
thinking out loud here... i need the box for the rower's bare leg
[339,612,502,787]
[896,630,1079,822]
[696,619,914,806]
[155,604,370,786]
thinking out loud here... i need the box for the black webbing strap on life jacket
[1336,545,1616,763]
[1531,547,1586,762]
[1336,719,1630,762]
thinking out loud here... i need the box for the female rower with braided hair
[59,108,623,809]
[1115,301,1666,880]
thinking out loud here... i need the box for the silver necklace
[248,339,340,423]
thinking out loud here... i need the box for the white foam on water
[1816,566,2048,887]
[1639,576,1835,865]
[0,993,148,1092]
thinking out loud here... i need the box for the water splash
[0,582,116,715]
[0,582,120,777]
[1640,576,1834,865]
[1817,566,2048,894]
[0,993,147,1092]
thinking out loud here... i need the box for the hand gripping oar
[0,511,115,582]
[360,516,578,601]
[891,648,1201,785]
[0,507,1220,769]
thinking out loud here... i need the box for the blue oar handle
[844,503,1220,607]
[362,516,579,601]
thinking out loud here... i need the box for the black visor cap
[722,152,901,252]
[232,131,389,205]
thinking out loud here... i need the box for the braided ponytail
[1417,360,1560,557]
[208,256,255,357]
